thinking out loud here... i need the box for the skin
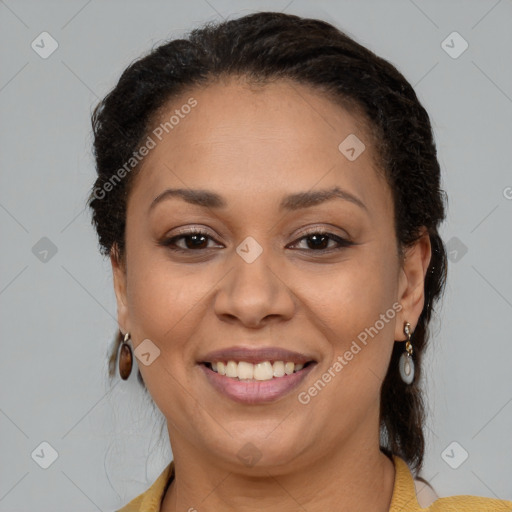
[111,77,431,512]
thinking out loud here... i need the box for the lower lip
[200,363,316,404]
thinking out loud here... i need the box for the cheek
[311,246,398,330]
[123,236,206,365]
[123,252,209,417]
[126,257,206,344]
[306,243,399,386]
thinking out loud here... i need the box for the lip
[200,362,317,404]
[199,346,315,365]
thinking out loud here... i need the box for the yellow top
[117,454,512,511]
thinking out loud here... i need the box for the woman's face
[112,78,429,472]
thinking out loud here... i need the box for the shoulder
[115,461,174,512]
[426,495,512,511]
[391,454,511,512]
[116,493,144,512]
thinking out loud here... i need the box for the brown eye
[160,229,353,254]
[160,229,222,252]
[289,231,353,252]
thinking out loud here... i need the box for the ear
[110,244,129,333]
[395,228,432,341]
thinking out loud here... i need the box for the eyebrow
[149,186,367,213]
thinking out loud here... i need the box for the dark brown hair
[88,11,447,475]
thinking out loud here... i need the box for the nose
[213,244,296,328]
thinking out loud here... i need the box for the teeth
[226,361,238,378]
[273,361,285,377]
[209,360,308,380]
[254,361,273,380]
[238,361,254,380]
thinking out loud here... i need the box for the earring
[399,322,415,385]
[119,331,133,380]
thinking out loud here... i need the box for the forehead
[128,78,390,217]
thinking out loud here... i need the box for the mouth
[202,360,315,380]
[198,346,318,404]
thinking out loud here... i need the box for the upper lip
[199,346,316,365]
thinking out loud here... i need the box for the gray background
[1,0,511,510]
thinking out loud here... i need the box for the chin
[219,431,308,473]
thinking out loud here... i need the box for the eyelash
[160,228,354,254]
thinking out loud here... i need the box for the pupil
[187,234,207,249]
[308,234,328,249]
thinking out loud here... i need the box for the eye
[288,230,354,252]
[159,228,354,254]
[160,228,222,252]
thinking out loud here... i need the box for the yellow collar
[118,454,423,512]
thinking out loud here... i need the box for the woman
[88,11,512,512]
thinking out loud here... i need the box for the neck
[161,431,395,512]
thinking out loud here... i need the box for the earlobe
[110,244,129,332]
[395,229,432,340]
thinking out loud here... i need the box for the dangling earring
[119,331,133,380]
[399,322,415,385]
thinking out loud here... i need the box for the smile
[198,346,318,403]
[204,360,313,381]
